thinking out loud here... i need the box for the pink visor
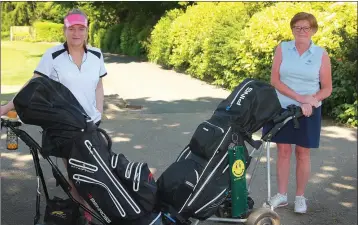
[64,14,88,28]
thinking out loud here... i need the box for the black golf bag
[67,127,159,225]
[156,78,282,222]
[13,77,161,225]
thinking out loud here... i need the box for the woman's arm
[95,78,104,114]
[313,51,332,101]
[270,44,319,107]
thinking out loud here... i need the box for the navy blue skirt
[262,106,322,148]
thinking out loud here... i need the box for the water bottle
[6,111,19,150]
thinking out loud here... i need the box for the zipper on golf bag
[176,146,190,162]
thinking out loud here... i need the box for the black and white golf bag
[156,78,282,221]
[67,127,160,225]
[12,77,162,225]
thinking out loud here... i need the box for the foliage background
[1,1,356,126]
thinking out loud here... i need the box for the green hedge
[1,31,10,40]
[33,21,65,42]
[146,9,185,67]
[147,2,357,126]
[91,13,157,57]
[148,2,259,86]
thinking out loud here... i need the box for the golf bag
[13,77,161,225]
[156,78,282,221]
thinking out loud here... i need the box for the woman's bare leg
[276,143,293,194]
[295,145,311,196]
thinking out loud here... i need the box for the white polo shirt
[34,42,107,123]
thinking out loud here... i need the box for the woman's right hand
[300,103,313,117]
[298,95,319,108]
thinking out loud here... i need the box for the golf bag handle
[262,104,308,142]
[97,127,112,151]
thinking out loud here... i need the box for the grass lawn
[1,41,57,86]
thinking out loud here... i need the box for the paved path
[1,53,357,225]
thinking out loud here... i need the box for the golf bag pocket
[189,119,226,159]
[157,155,205,209]
[44,196,79,225]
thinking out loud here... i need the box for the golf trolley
[181,104,304,225]
[2,103,304,225]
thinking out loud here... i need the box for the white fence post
[10,26,13,41]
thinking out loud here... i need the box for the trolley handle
[262,105,312,142]
[272,104,304,125]
[1,117,22,130]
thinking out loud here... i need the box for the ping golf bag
[13,77,161,225]
[156,78,282,222]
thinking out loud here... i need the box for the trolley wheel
[246,207,280,225]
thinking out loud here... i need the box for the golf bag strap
[52,167,71,191]
[97,127,112,150]
[166,204,192,224]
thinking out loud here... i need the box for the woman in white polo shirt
[1,8,107,224]
[1,9,107,124]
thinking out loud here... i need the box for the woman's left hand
[300,103,313,117]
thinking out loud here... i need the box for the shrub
[1,31,10,40]
[325,60,357,126]
[33,21,65,42]
[312,3,357,126]
[147,2,273,86]
[151,3,254,82]
[101,24,124,54]
[147,9,185,66]
[119,14,155,57]
[99,13,157,57]
[88,20,100,47]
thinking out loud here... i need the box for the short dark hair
[290,12,318,33]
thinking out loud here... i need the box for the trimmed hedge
[147,2,357,126]
[33,21,65,42]
[146,9,185,67]
[1,31,10,40]
[91,13,157,57]
[148,2,257,86]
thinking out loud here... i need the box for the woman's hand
[0,104,12,117]
[300,103,313,117]
[298,95,319,108]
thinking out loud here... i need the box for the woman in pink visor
[1,8,107,224]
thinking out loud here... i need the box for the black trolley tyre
[245,207,280,225]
